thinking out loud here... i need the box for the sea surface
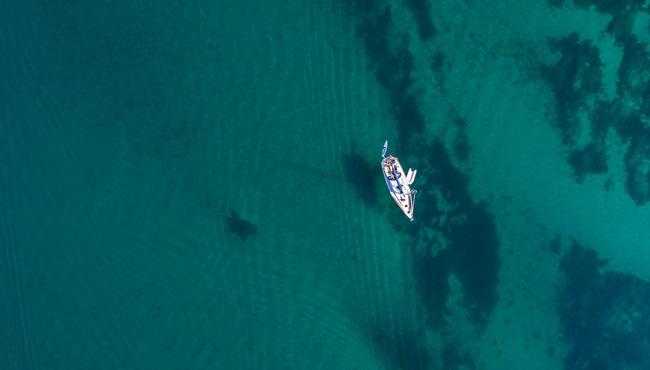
[3,0,650,369]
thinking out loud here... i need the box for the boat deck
[381,155,415,220]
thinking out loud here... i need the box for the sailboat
[381,140,417,221]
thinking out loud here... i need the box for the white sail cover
[406,168,417,185]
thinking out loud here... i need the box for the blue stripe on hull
[392,165,404,194]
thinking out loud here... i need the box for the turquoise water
[3,0,650,368]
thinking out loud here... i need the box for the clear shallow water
[2,0,650,369]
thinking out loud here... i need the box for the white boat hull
[381,155,416,221]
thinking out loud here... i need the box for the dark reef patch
[571,0,644,14]
[341,143,377,207]
[559,242,606,313]
[614,112,644,142]
[446,204,499,325]
[427,142,470,202]
[412,247,450,325]
[588,100,615,141]
[567,143,608,182]
[431,52,444,74]
[452,115,469,162]
[613,36,650,205]
[403,0,436,41]
[345,1,425,152]
[430,51,446,90]
[541,34,581,143]
[590,99,650,203]
[617,35,650,113]
[624,128,650,205]
[367,324,432,370]
[541,33,614,184]
[605,11,638,43]
[549,0,644,41]
[559,241,650,369]
[541,33,603,145]
[548,236,562,255]
[411,142,500,328]
[442,342,476,370]
[545,0,650,205]
[454,133,469,163]
[225,210,257,240]
[587,35,650,205]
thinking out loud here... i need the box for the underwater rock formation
[225,210,257,240]
[345,1,425,151]
[541,33,603,145]
[367,324,433,370]
[543,3,650,203]
[559,241,650,369]
[403,0,436,41]
[442,342,476,370]
[549,0,645,41]
[410,142,500,328]
[624,129,650,205]
[567,143,608,182]
[541,33,608,182]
